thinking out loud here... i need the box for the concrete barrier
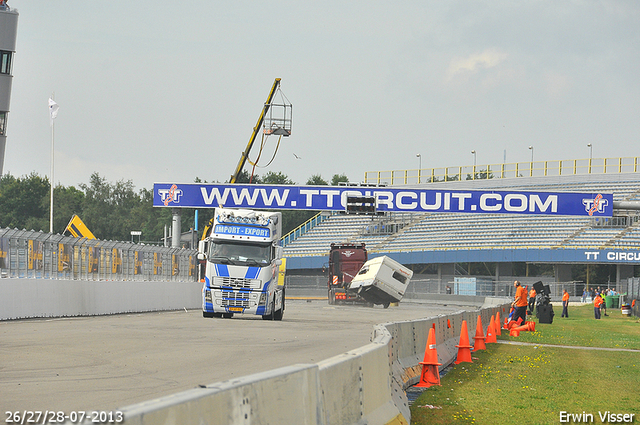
[5,279,509,424]
[120,364,322,425]
[111,298,510,425]
[0,278,202,320]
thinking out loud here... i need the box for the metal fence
[284,274,639,304]
[0,228,198,281]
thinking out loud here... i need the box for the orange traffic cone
[485,315,497,343]
[473,316,486,351]
[454,320,473,364]
[495,312,502,336]
[525,321,536,332]
[509,328,520,337]
[512,321,535,333]
[415,327,442,388]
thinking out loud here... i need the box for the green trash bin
[611,295,620,309]
[605,296,613,309]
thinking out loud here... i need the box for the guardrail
[0,228,198,282]
[364,156,640,186]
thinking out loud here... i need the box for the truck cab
[327,242,369,305]
[199,208,285,320]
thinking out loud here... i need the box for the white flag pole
[49,94,58,234]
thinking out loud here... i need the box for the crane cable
[247,85,289,182]
[247,133,283,182]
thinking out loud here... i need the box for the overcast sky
[5,0,640,190]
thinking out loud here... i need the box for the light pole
[471,150,477,180]
[416,153,422,183]
[528,146,534,177]
[587,143,593,173]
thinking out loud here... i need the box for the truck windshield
[208,240,272,267]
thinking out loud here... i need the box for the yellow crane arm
[229,78,281,184]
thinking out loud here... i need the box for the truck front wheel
[262,299,274,320]
[274,289,285,321]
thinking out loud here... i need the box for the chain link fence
[0,228,198,281]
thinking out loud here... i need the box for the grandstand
[283,163,640,290]
[284,172,640,256]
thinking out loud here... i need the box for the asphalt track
[0,299,464,414]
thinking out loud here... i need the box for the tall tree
[53,185,85,234]
[331,173,349,185]
[261,171,294,185]
[307,174,329,185]
[0,172,49,231]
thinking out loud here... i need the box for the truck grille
[221,291,251,307]
[213,276,261,290]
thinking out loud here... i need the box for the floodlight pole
[416,153,421,183]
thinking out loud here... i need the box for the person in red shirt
[512,281,528,324]
[561,289,570,318]
[594,294,604,319]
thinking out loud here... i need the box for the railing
[281,211,328,247]
[0,228,198,281]
[364,156,640,185]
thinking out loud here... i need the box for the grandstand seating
[283,174,640,258]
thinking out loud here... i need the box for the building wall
[0,7,19,176]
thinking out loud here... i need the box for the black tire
[222,313,234,319]
[203,311,215,318]
[274,308,283,320]
[383,302,390,309]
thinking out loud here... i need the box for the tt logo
[582,194,607,216]
[158,184,183,206]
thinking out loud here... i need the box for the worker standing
[561,289,570,318]
[512,281,528,324]
[601,291,609,316]
[528,287,537,315]
[594,293,604,319]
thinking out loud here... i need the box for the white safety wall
[0,278,201,320]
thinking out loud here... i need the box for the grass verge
[410,304,640,424]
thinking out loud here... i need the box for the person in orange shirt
[561,289,570,318]
[528,288,537,315]
[594,293,604,319]
[512,281,528,324]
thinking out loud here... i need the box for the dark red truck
[327,242,369,305]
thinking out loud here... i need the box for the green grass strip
[411,304,640,424]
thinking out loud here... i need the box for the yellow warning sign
[64,215,96,239]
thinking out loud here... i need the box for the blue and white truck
[198,208,285,320]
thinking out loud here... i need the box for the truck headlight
[259,292,267,306]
